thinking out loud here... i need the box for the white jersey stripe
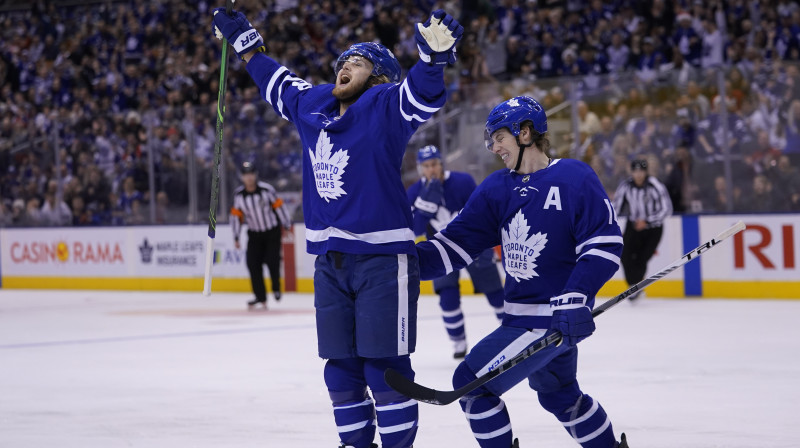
[578,248,621,267]
[430,240,453,274]
[265,66,288,105]
[503,302,552,318]
[575,235,624,254]
[400,79,441,113]
[434,232,474,265]
[305,227,415,245]
[397,254,409,355]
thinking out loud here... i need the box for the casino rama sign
[10,240,124,264]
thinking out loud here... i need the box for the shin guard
[454,362,513,448]
[364,356,418,448]
[325,359,376,448]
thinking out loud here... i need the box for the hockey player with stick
[212,6,463,448]
[414,96,628,447]
[408,145,504,358]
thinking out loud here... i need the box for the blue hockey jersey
[406,171,477,238]
[246,54,447,255]
[416,159,623,330]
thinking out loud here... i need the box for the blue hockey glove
[415,10,464,66]
[550,292,595,346]
[212,7,264,59]
[414,178,443,218]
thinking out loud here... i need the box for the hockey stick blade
[385,221,746,405]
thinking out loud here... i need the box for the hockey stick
[385,220,746,405]
[203,0,235,296]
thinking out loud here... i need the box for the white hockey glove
[415,10,464,66]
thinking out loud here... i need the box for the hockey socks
[439,287,466,341]
[325,357,418,448]
[454,362,514,448]
[538,383,616,448]
[365,357,418,448]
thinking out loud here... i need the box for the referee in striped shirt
[613,159,673,301]
[231,162,292,308]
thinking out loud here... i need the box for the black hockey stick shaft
[385,221,746,405]
[203,0,235,296]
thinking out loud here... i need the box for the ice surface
[1,290,798,447]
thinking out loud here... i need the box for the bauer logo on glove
[212,7,264,59]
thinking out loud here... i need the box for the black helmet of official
[241,161,257,175]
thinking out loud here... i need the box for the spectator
[71,196,92,226]
[673,12,702,67]
[706,175,744,213]
[701,17,725,68]
[40,192,71,226]
[663,145,697,213]
[606,31,631,73]
[577,100,601,138]
[740,174,778,212]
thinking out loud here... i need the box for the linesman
[231,161,292,308]
[612,159,672,301]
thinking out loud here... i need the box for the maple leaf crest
[500,209,548,282]
[430,207,459,232]
[309,130,349,202]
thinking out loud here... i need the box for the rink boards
[1,214,798,298]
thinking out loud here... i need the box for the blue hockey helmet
[335,42,402,83]
[484,96,547,151]
[417,145,442,163]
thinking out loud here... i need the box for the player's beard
[332,77,370,105]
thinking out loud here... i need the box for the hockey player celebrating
[212,7,463,448]
[407,145,505,358]
[415,96,629,447]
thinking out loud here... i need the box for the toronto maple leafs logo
[508,98,520,107]
[309,130,349,202]
[501,209,548,282]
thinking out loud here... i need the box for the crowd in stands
[1,0,799,227]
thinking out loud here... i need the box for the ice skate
[511,438,519,447]
[247,298,267,309]
[615,433,629,447]
[338,444,377,448]
[453,339,467,359]
[274,291,282,302]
